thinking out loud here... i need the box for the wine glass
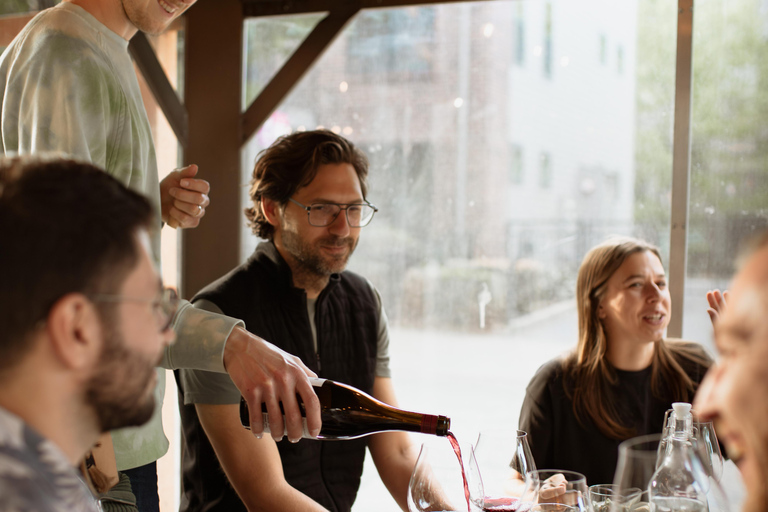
[527,470,589,512]
[529,504,578,512]
[408,439,477,512]
[613,434,731,512]
[693,420,723,481]
[468,429,537,511]
[588,484,642,512]
[612,434,661,511]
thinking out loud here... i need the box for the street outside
[352,277,744,511]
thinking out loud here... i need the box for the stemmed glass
[408,439,478,512]
[468,430,537,511]
[693,420,724,481]
[527,470,589,512]
[588,484,642,512]
[612,434,730,512]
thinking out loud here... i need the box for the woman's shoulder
[526,356,571,393]
[664,339,714,378]
[665,339,713,362]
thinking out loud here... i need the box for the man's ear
[46,294,103,372]
[261,197,281,227]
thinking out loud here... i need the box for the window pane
[684,0,768,344]
[243,13,325,109]
[241,1,676,509]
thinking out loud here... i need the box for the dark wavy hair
[244,130,369,240]
[0,156,153,371]
[563,236,711,439]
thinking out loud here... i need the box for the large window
[683,0,768,342]
[240,1,690,510]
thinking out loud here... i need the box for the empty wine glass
[528,470,589,512]
[613,434,731,512]
[612,434,661,510]
[468,430,537,511]
[588,484,642,512]
[408,439,477,512]
[529,504,578,512]
[693,420,724,481]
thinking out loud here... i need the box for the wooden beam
[0,13,35,46]
[181,0,243,298]
[241,6,358,144]
[242,0,478,17]
[668,0,694,338]
[129,32,188,147]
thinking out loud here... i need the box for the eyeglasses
[89,288,179,332]
[288,198,378,227]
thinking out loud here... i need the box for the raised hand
[160,164,210,229]
[706,289,729,326]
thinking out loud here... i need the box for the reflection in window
[544,3,553,78]
[514,3,526,66]
[509,144,524,185]
[346,8,435,81]
[617,45,624,74]
[600,33,607,64]
[538,152,552,188]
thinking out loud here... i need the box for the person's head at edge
[0,155,175,464]
[64,0,198,40]
[694,232,768,512]
[566,236,709,439]
[245,129,371,297]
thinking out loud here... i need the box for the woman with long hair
[518,236,712,485]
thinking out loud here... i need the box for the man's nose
[328,209,351,235]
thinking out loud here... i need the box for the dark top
[176,241,380,512]
[518,343,712,485]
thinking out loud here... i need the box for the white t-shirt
[0,3,243,470]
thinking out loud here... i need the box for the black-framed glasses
[288,198,378,227]
[89,288,179,332]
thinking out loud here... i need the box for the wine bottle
[240,378,450,440]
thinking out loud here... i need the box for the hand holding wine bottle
[240,378,450,440]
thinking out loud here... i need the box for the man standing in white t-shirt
[0,2,322,510]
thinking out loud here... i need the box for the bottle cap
[672,402,692,418]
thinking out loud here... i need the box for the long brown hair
[563,236,710,439]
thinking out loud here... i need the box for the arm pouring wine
[240,378,451,440]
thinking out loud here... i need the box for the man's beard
[282,229,358,278]
[85,316,159,433]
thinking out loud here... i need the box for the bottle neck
[672,413,693,440]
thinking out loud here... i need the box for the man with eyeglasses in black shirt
[176,130,417,512]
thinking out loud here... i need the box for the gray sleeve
[159,299,244,373]
[369,282,392,378]
[176,299,242,405]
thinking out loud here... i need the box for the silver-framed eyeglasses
[89,288,179,332]
[288,198,378,227]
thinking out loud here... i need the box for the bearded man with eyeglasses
[176,130,417,512]
[0,156,176,512]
